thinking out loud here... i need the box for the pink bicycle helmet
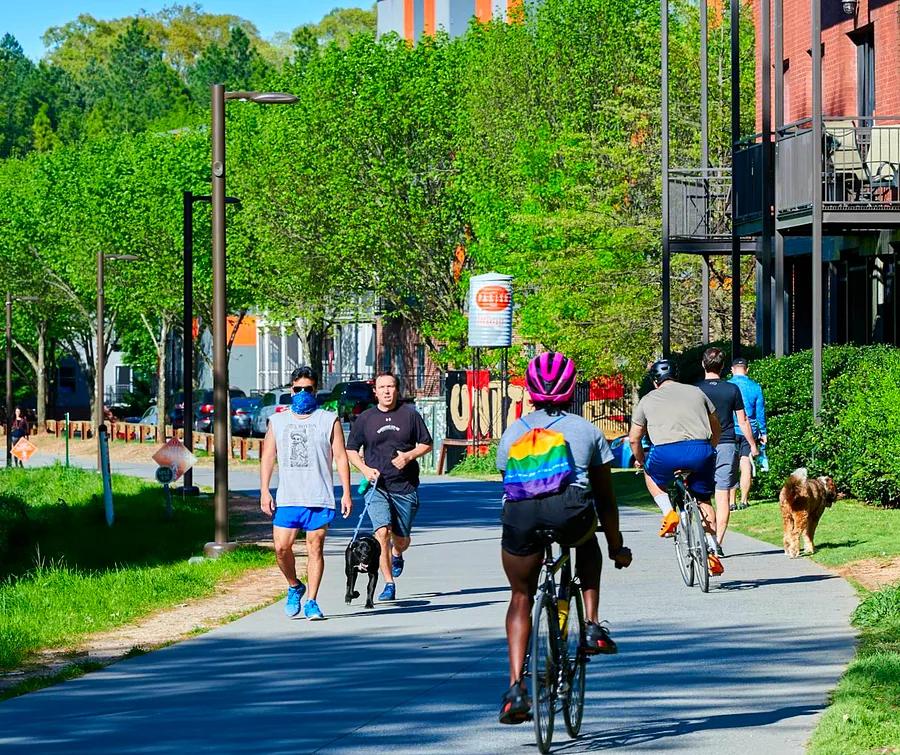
[525,352,577,404]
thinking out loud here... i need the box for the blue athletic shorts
[273,505,336,531]
[367,488,420,537]
[645,440,716,499]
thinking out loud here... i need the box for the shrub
[752,345,900,506]
[449,443,499,476]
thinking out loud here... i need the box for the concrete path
[0,475,858,754]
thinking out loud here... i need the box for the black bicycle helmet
[648,359,676,385]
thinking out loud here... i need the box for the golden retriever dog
[780,467,838,558]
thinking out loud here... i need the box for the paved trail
[0,469,857,753]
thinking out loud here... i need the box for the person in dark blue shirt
[696,348,758,555]
[729,358,767,509]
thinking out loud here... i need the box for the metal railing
[776,116,900,214]
[667,167,734,239]
[733,136,767,226]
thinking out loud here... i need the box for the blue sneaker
[391,554,404,578]
[378,582,396,601]
[304,598,325,620]
[284,583,306,617]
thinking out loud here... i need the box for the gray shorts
[714,443,739,490]
[367,488,420,537]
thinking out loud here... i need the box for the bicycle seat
[534,528,558,545]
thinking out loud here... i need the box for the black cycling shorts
[501,486,598,557]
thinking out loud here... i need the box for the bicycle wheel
[562,585,586,738]
[674,509,695,587]
[689,501,710,593]
[530,591,557,754]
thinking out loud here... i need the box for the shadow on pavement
[0,617,850,754]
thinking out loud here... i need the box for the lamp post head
[106,254,139,261]
[224,91,299,105]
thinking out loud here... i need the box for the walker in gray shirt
[269,408,339,508]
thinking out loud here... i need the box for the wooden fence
[43,419,263,460]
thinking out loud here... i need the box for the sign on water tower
[467,273,513,347]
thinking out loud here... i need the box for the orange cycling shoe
[658,510,679,537]
[708,553,725,575]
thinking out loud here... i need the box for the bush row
[670,344,900,506]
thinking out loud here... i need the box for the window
[115,365,132,387]
[854,27,875,120]
[416,344,425,390]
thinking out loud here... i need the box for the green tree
[187,26,272,102]
[31,103,61,152]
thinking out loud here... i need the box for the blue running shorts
[645,440,716,499]
[367,488,420,537]
[273,505,336,531]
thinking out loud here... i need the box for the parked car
[193,388,248,433]
[124,406,158,426]
[250,388,294,437]
[168,391,186,429]
[320,381,376,422]
[230,396,261,437]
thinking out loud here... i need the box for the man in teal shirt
[729,357,767,509]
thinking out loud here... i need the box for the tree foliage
[0,0,759,423]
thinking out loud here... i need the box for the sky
[4,1,372,61]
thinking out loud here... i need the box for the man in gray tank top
[261,367,352,620]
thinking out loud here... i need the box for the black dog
[345,535,381,608]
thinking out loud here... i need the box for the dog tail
[782,468,809,510]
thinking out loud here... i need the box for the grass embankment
[727,496,899,754]
[0,464,270,670]
[614,469,899,753]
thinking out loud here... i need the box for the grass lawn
[0,464,271,670]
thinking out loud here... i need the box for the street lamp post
[181,190,238,497]
[96,253,138,469]
[205,85,297,558]
[5,292,38,467]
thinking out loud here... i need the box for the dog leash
[351,481,378,542]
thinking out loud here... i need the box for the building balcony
[667,167,757,254]
[776,116,900,233]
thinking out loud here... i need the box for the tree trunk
[36,321,46,428]
[156,317,170,439]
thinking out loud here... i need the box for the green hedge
[743,345,900,505]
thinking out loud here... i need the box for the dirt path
[834,556,900,592]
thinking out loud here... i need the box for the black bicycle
[671,471,711,592]
[522,530,588,754]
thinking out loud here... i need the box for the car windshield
[346,384,375,400]
[278,393,293,405]
[232,398,259,410]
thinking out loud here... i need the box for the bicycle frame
[522,543,577,696]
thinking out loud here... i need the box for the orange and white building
[376,0,523,42]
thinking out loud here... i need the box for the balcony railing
[777,116,900,216]
[667,167,734,239]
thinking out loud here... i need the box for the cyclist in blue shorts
[628,360,724,575]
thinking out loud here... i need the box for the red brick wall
[375,317,443,398]
[753,0,900,126]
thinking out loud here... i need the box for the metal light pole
[181,190,238,497]
[6,292,38,467]
[811,0,823,419]
[205,86,297,558]
[96,253,138,469]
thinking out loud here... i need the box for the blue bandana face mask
[291,389,318,415]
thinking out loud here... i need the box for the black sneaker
[499,682,531,725]
[729,503,738,512]
[583,622,618,655]
[716,544,725,558]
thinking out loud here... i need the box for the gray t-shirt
[496,410,613,489]
[269,408,338,508]
[631,382,716,445]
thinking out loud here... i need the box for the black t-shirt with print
[696,378,745,443]
[347,404,433,493]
